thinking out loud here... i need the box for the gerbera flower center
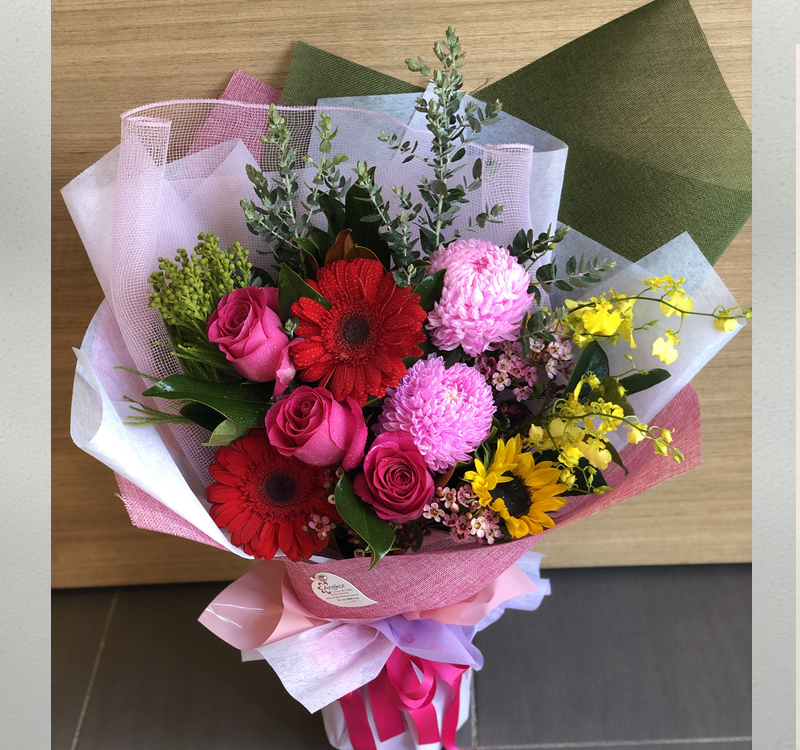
[263,474,298,504]
[490,475,531,518]
[341,315,370,346]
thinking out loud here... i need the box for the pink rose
[265,386,367,470]
[353,431,435,523]
[208,287,294,388]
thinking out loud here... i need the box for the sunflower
[290,258,427,406]
[206,430,335,561]
[464,435,567,538]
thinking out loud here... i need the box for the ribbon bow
[339,648,469,750]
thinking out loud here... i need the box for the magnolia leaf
[201,419,251,447]
[144,376,273,427]
[334,474,395,570]
[277,264,330,322]
[324,228,381,266]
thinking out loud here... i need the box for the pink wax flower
[208,286,294,387]
[265,386,367,471]
[377,355,494,472]
[353,431,434,523]
[426,238,533,356]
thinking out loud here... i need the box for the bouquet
[63,3,750,748]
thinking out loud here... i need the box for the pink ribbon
[200,559,538,652]
[340,648,468,750]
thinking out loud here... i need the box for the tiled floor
[53,565,752,750]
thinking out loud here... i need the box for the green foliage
[201,419,251,447]
[148,232,251,331]
[148,232,252,381]
[518,307,567,356]
[277,264,330,323]
[353,161,421,280]
[412,269,446,312]
[534,253,617,296]
[122,396,195,427]
[565,341,610,397]
[509,225,571,303]
[353,28,505,279]
[618,368,671,395]
[334,473,396,569]
[586,376,635,417]
[403,28,504,249]
[142,375,273,427]
[537,450,609,496]
[242,107,348,277]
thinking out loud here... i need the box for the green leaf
[413,269,445,312]
[249,266,274,287]
[537,450,608,496]
[344,185,392,269]
[605,440,629,475]
[472,158,483,180]
[618,368,671,395]
[318,193,346,237]
[334,473,395,569]
[565,341,609,397]
[178,402,227,431]
[308,226,336,257]
[202,419,251,447]
[143,376,273,428]
[292,236,320,262]
[593,376,635,417]
[277,264,330,322]
[565,255,577,276]
[552,280,574,292]
[443,346,465,368]
[535,262,555,284]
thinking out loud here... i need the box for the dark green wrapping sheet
[280,0,751,265]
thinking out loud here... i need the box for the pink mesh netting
[108,74,544,490]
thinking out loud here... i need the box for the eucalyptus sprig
[358,28,505,277]
[509,225,571,267]
[354,161,422,285]
[533,255,618,300]
[241,107,348,276]
[302,112,350,221]
[405,27,504,252]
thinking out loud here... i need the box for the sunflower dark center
[264,474,297,504]
[341,316,370,346]
[490,476,531,518]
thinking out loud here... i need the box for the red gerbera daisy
[206,430,335,562]
[290,258,427,406]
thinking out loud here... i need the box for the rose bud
[265,386,367,471]
[353,431,435,523]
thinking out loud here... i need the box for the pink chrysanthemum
[377,355,494,472]
[426,238,534,357]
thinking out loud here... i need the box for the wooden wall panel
[52,0,751,588]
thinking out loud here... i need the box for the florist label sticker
[310,573,377,607]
